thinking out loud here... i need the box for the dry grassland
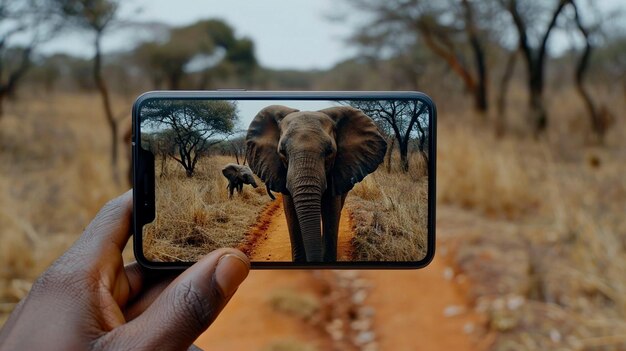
[1,90,626,351]
[347,154,429,261]
[143,155,271,262]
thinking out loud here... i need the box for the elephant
[246,105,387,262]
[221,163,258,198]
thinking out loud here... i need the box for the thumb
[105,249,249,350]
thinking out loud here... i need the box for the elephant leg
[321,193,347,262]
[228,182,235,199]
[237,183,243,193]
[283,194,306,262]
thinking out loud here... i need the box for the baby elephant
[222,163,258,198]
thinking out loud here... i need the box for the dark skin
[0,191,250,351]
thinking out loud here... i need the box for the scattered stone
[443,267,454,281]
[354,331,375,345]
[443,305,466,317]
[352,289,368,304]
[325,318,344,341]
[350,319,371,331]
[506,295,525,310]
[362,341,379,351]
[463,322,475,334]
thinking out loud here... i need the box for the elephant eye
[278,141,287,155]
[324,144,334,157]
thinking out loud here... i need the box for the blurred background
[1,0,625,350]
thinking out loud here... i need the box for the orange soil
[362,254,486,350]
[197,202,486,350]
[195,271,330,350]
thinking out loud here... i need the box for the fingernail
[215,254,249,297]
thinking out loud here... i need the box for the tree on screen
[141,100,238,177]
[347,100,429,173]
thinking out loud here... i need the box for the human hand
[0,191,250,350]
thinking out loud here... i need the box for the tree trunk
[0,92,5,118]
[462,0,488,114]
[385,136,395,173]
[529,75,547,136]
[507,0,568,136]
[571,0,604,143]
[0,46,32,119]
[93,33,119,184]
[496,50,518,137]
[399,140,409,173]
[160,153,167,177]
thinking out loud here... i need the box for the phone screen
[134,92,435,267]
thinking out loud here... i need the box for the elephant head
[222,163,258,188]
[245,105,387,261]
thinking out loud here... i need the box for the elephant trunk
[287,154,326,262]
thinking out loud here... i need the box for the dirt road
[238,195,354,261]
[197,203,485,350]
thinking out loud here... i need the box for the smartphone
[132,91,436,269]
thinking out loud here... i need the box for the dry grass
[2,90,626,351]
[0,93,126,324]
[437,121,541,219]
[437,112,626,350]
[347,153,429,261]
[268,288,320,320]
[143,156,271,262]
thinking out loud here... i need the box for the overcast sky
[38,0,625,70]
[40,0,357,70]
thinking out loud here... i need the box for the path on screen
[238,194,354,261]
[198,202,485,350]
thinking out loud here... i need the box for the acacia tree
[53,0,121,181]
[141,129,178,177]
[569,0,611,143]
[141,100,238,177]
[134,19,257,90]
[347,100,429,173]
[227,134,247,165]
[0,0,59,117]
[348,0,489,113]
[502,0,569,135]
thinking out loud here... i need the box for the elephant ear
[222,164,241,181]
[246,105,299,193]
[318,106,387,195]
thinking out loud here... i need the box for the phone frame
[132,91,437,269]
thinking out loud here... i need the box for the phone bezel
[132,91,437,269]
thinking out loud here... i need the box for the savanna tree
[0,0,60,116]
[52,0,122,182]
[347,0,489,114]
[134,19,257,90]
[141,100,238,177]
[501,0,569,135]
[347,100,429,173]
[568,0,613,143]
[141,129,178,177]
